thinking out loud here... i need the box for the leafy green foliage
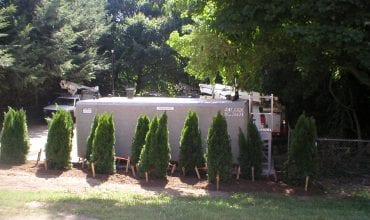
[238,119,263,179]
[0,107,29,164]
[285,113,318,185]
[131,115,150,166]
[169,0,370,139]
[45,109,73,169]
[154,112,171,178]
[138,116,159,174]
[206,112,232,183]
[86,115,100,162]
[179,111,205,175]
[91,113,116,175]
[138,113,171,178]
[0,0,108,110]
[98,0,196,96]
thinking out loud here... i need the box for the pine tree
[45,109,73,169]
[206,112,232,183]
[91,113,116,174]
[86,114,100,162]
[0,107,30,164]
[131,115,150,166]
[154,112,171,178]
[238,119,263,179]
[286,113,318,185]
[138,116,159,174]
[179,111,204,175]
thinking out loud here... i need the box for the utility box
[75,97,248,163]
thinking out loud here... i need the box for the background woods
[0,0,369,139]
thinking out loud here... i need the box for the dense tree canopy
[167,0,370,138]
[0,0,369,138]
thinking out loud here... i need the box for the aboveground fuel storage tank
[75,97,248,163]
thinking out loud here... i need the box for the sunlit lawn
[0,189,369,220]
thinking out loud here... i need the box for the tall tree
[102,0,195,96]
[1,0,109,111]
[169,0,370,138]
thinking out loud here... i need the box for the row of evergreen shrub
[1,106,317,188]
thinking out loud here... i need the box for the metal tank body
[75,97,248,163]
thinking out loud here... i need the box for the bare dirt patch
[0,161,321,196]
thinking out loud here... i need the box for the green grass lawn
[0,189,369,220]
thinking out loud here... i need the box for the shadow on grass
[43,193,246,220]
[35,164,65,179]
[41,191,370,220]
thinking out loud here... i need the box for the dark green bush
[139,116,159,174]
[179,111,205,175]
[153,112,171,178]
[138,113,171,178]
[91,113,116,174]
[131,115,150,166]
[0,107,30,164]
[285,113,318,185]
[45,109,73,169]
[86,114,100,162]
[238,118,263,179]
[206,112,232,183]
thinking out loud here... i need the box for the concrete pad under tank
[75,97,248,163]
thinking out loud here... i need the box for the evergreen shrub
[154,112,171,178]
[179,111,204,175]
[285,113,318,185]
[45,109,73,169]
[206,111,232,183]
[86,114,100,162]
[0,107,30,164]
[131,115,150,166]
[139,116,159,175]
[91,113,116,174]
[238,118,263,179]
[138,112,171,178]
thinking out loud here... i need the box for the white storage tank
[75,97,248,163]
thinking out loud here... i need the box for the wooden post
[170,163,176,176]
[305,176,309,191]
[44,159,48,170]
[131,165,136,178]
[91,162,95,178]
[273,170,277,182]
[236,166,240,180]
[145,172,148,183]
[36,148,42,165]
[252,166,255,182]
[216,173,220,191]
[195,166,201,179]
[126,157,130,173]
[182,167,185,176]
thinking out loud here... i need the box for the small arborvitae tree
[286,113,318,186]
[139,116,159,175]
[206,111,232,183]
[153,112,171,178]
[86,114,100,162]
[0,107,30,164]
[45,109,73,169]
[91,113,116,174]
[131,115,150,166]
[179,111,205,175]
[238,118,263,179]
